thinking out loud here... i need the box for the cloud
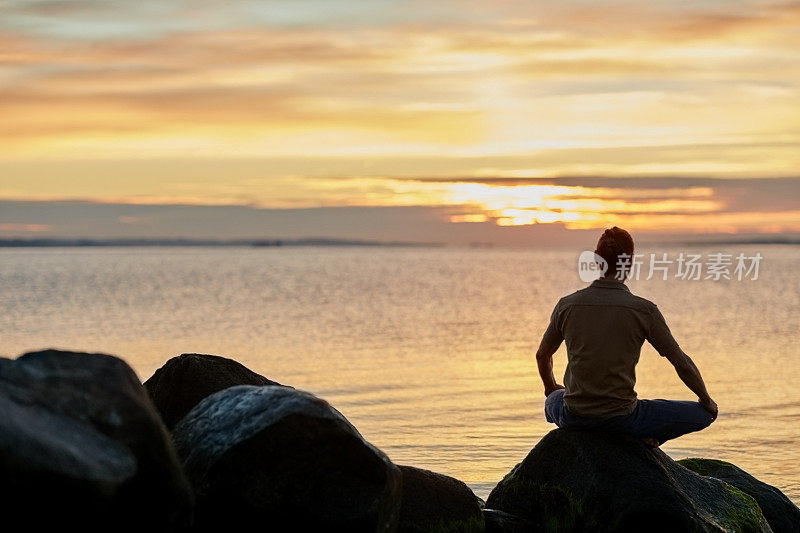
[3,176,799,235]
[0,0,799,208]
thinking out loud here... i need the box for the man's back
[536,226,717,446]
[542,278,681,418]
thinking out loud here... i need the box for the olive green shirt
[541,279,682,418]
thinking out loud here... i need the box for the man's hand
[667,350,716,421]
[699,396,718,421]
[544,383,565,398]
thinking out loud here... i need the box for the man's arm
[536,342,563,397]
[648,305,718,420]
[665,349,718,420]
[537,303,565,397]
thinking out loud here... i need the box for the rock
[143,353,282,429]
[486,429,770,532]
[679,458,800,533]
[0,349,192,532]
[397,465,484,532]
[482,509,534,533]
[173,385,401,532]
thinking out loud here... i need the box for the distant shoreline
[1,237,798,248]
[672,238,800,246]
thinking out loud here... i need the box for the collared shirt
[541,278,682,418]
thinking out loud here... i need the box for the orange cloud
[0,0,799,214]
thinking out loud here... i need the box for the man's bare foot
[641,437,660,448]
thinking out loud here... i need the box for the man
[536,226,718,447]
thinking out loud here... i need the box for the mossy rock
[680,457,800,533]
[678,458,732,477]
[486,430,771,532]
[487,475,596,532]
[719,484,770,532]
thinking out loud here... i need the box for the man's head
[595,226,634,279]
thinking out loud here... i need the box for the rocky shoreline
[1,349,797,532]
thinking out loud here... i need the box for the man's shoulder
[554,286,594,308]
[625,289,658,308]
[556,287,589,305]
[559,287,589,303]
[557,284,658,312]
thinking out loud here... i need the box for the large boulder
[173,385,401,532]
[486,429,770,532]
[679,458,800,533]
[397,465,484,532]
[144,353,281,429]
[0,349,192,532]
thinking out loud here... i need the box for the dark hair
[595,226,634,275]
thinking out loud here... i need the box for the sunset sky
[2,0,799,243]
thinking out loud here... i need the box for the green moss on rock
[716,483,768,531]
[678,457,734,477]
[492,477,597,532]
[678,456,800,532]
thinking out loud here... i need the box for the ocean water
[1,245,798,504]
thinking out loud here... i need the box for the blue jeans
[544,389,714,444]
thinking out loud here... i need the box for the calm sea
[1,245,798,503]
